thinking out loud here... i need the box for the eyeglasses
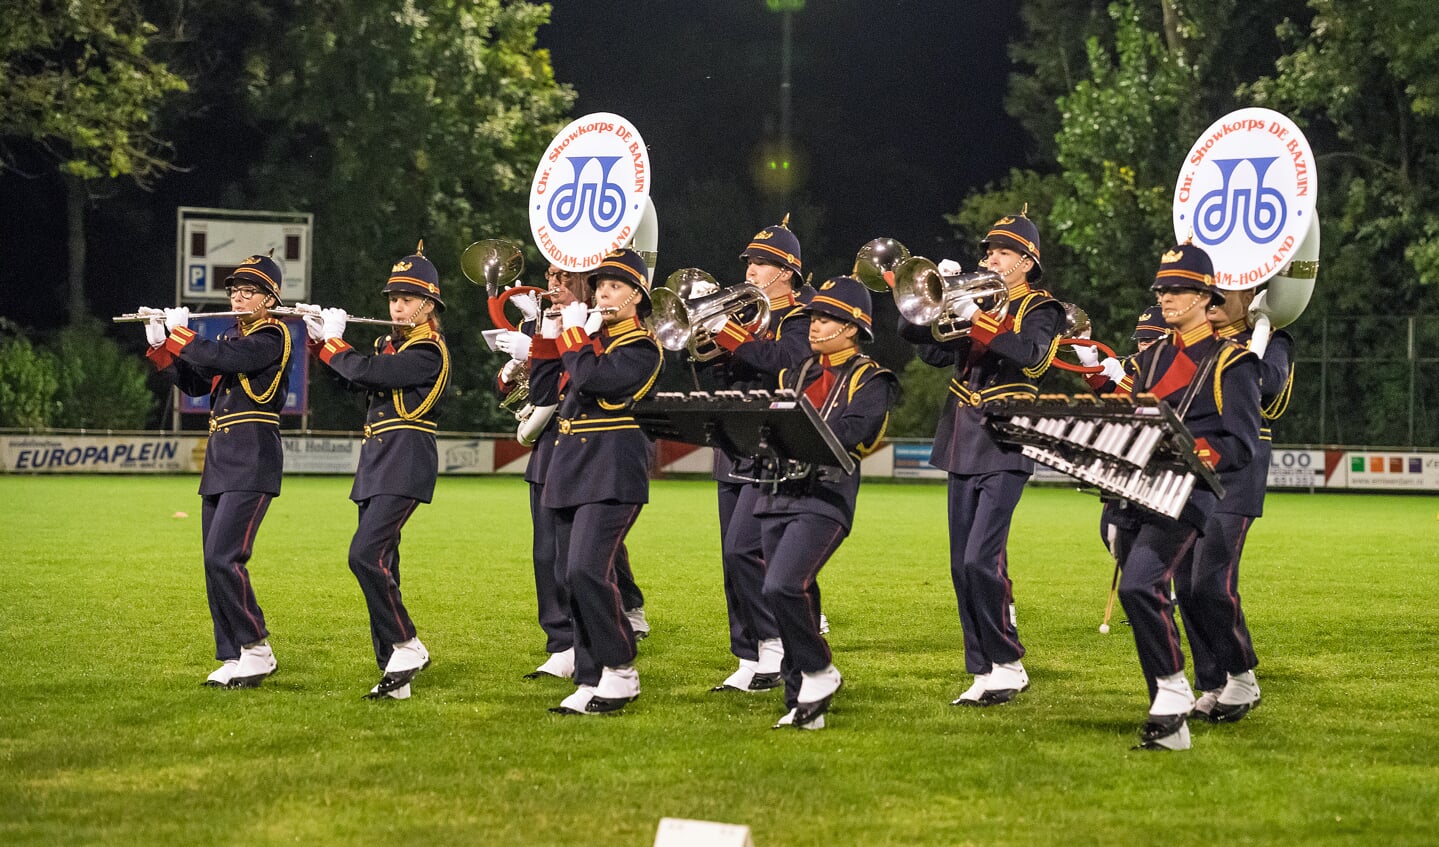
[228,286,263,300]
[545,269,577,282]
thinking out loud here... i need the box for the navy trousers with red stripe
[1176,511,1259,692]
[721,482,781,662]
[553,501,641,687]
[1118,516,1199,702]
[201,491,272,661]
[948,470,1029,675]
[760,511,846,709]
[349,494,421,668]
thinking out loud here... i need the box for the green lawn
[2,475,1436,845]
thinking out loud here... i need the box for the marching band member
[496,266,651,682]
[138,254,291,688]
[762,276,900,729]
[695,218,812,693]
[1177,287,1294,723]
[1083,305,1171,571]
[303,243,449,700]
[531,249,662,715]
[897,210,1064,707]
[1113,242,1261,750]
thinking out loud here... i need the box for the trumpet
[112,310,252,323]
[268,306,413,328]
[648,269,771,362]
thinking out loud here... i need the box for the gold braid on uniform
[392,325,450,422]
[846,357,892,459]
[597,320,663,410]
[1211,341,1256,414]
[1262,363,1295,421]
[1013,291,1061,379]
[238,319,291,404]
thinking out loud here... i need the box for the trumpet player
[896,210,1064,707]
[1174,285,1294,724]
[136,254,291,689]
[301,243,450,700]
[531,249,662,715]
[496,265,651,682]
[762,277,899,728]
[698,219,813,693]
[1113,242,1261,750]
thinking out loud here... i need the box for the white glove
[559,301,588,331]
[956,300,980,322]
[136,308,165,347]
[1247,289,1270,324]
[688,279,719,299]
[293,303,324,342]
[1075,344,1100,368]
[584,309,605,335]
[496,330,531,361]
[163,307,190,333]
[937,259,963,278]
[509,289,541,322]
[540,314,562,339]
[1100,357,1127,384]
[320,307,348,340]
[701,312,730,334]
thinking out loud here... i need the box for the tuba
[649,269,771,362]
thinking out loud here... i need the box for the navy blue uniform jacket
[755,348,900,531]
[532,316,663,509]
[899,288,1064,475]
[317,323,449,503]
[148,318,291,496]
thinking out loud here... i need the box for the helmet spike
[780,212,791,228]
[416,238,425,255]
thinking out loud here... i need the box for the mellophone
[985,393,1225,520]
[634,389,856,482]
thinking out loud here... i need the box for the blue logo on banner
[547,156,626,233]
[1195,157,1287,246]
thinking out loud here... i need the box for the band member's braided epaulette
[1211,338,1257,415]
[597,320,663,410]
[392,324,449,422]
[237,317,290,404]
[1012,289,1062,380]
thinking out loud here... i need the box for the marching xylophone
[985,393,1224,520]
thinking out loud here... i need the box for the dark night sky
[0,2,1029,346]
[539,0,1028,277]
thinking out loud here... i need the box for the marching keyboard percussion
[985,393,1224,520]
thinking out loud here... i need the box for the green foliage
[48,320,154,429]
[0,0,187,183]
[1243,0,1439,309]
[0,322,58,428]
[187,0,574,431]
[3,475,1439,844]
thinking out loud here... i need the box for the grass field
[2,474,1437,846]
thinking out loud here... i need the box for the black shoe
[585,693,637,714]
[974,685,1026,707]
[363,659,430,700]
[1133,713,1190,750]
[1209,696,1260,723]
[747,672,782,691]
[793,679,842,727]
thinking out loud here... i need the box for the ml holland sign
[1172,107,1316,290]
[529,112,652,272]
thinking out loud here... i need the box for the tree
[0,0,187,324]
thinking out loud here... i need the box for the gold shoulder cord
[239,321,292,405]
[1263,364,1295,421]
[598,329,662,410]
[392,334,450,422]
[1211,343,1253,415]
[1017,292,1060,379]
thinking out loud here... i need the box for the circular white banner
[1173,107,1316,290]
[529,112,651,272]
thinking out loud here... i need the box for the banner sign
[529,112,651,272]
[3,434,203,473]
[177,316,308,416]
[1344,450,1439,490]
[891,442,946,480]
[1173,107,1316,290]
[281,436,358,474]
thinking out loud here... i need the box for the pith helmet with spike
[384,238,445,311]
[980,203,1043,281]
[740,212,803,279]
[226,249,285,305]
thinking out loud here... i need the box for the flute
[112,310,253,323]
[268,306,413,328]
